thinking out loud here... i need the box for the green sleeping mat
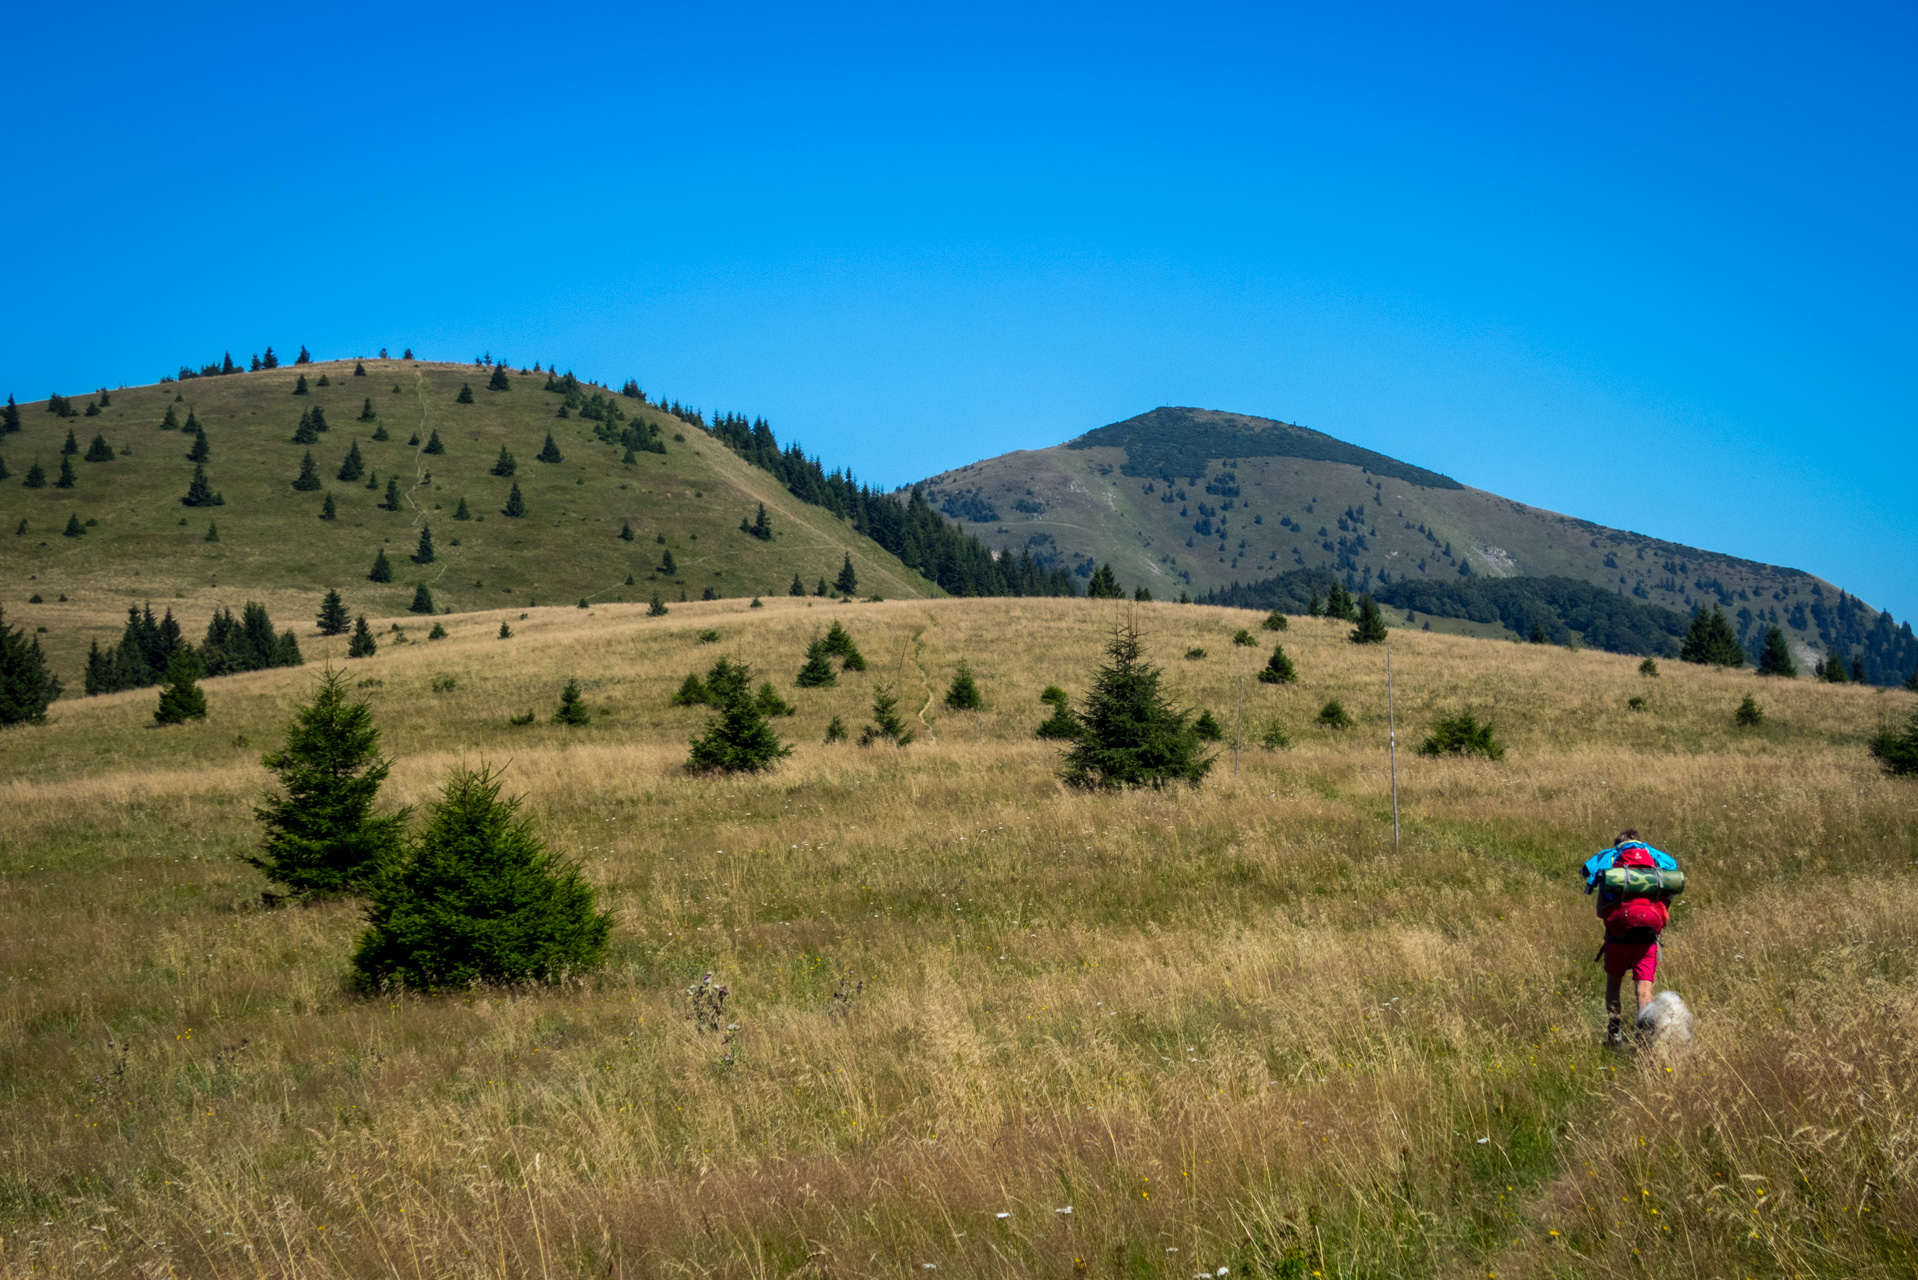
[1601,866,1685,896]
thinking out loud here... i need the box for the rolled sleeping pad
[1601,865,1685,896]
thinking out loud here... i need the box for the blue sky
[4,3,1913,618]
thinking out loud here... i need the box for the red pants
[1604,938,1659,981]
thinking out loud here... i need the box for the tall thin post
[1387,644,1400,850]
[1234,673,1244,777]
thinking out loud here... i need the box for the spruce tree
[455,384,474,404]
[1324,582,1357,622]
[943,661,983,711]
[487,364,511,392]
[754,682,796,717]
[0,606,62,725]
[554,678,590,725]
[671,672,710,705]
[1306,590,1323,617]
[292,409,319,444]
[350,764,611,988]
[410,585,435,614]
[795,637,838,687]
[1035,685,1079,740]
[1417,712,1502,758]
[62,513,83,537]
[1058,623,1212,790]
[816,578,829,597]
[1734,694,1765,727]
[1756,627,1797,677]
[0,457,9,481]
[1193,710,1224,741]
[61,427,77,454]
[180,462,222,506]
[1317,699,1353,730]
[338,440,364,481]
[789,573,805,596]
[750,503,772,540]
[347,615,377,658]
[320,491,338,520]
[648,592,668,617]
[685,658,792,773]
[453,496,470,520]
[858,685,916,746]
[1350,594,1387,644]
[1868,707,1918,776]
[835,553,858,595]
[498,622,513,639]
[537,433,563,463]
[247,668,408,900]
[823,620,866,670]
[1822,652,1849,684]
[1679,606,1746,667]
[317,589,350,636]
[618,519,634,540]
[492,446,516,476]
[1085,563,1124,599]
[660,548,677,575]
[294,374,309,395]
[55,456,76,488]
[423,429,444,455]
[153,650,208,725]
[383,477,402,510]
[371,422,390,441]
[1,395,19,434]
[23,460,45,489]
[1257,644,1297,684]
[369,548,393,582]
[187,426,211,461]
[413,523,435,564]
[502,483,527,517]
[293,451,323,491]
[427,622,447,640]
[354,361,365,376]
[83,434,113,462]
[360,397,376,421]
[204,522,220,541]
[1262,610,1288,632]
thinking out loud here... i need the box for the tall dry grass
[0,598,1912,1278]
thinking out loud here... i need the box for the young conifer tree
[317,589,350,636]
[423,429,444,455]
[823,620,866,670]
[455,384,474,404]
[660,548,677,575]
[554,678,591,725]
[0,606,62,725]
[1058,622,1212,790]
[23,460,46,489]
[1035,685,1079,740]
[293,452,323,491]
[492,446,516,476]
[350,764,611,988]
[502,483,527,517]
[858,685,916,746]
[84,434,113,462]
[835,553,858,596]
[618,519,634,541]
[537,434,563,463]
[338,440,364,481]
[1756,626,1797,677]
[1679,607,1746,667]
[410,585,435,614]
[943,661,984,711]
[153,649,208,725]
[204,522,220,541]
[347,615,378,658]
[248,668,408,901]
[648,592,668,617]
[1350,594,1388,644]
[320,492,338,520]
[1257,644,1297,684]
[413,523,435,564]
[292,410,319,445]
[789,573,805,596]
[795,638,838,688]
[369,548,393,582]
[685,658,792,773]
[55,456,76,488]
[62,513,84,537]
[359,397,376,421]
[487,364,511,392]
[383,477,402,510]
[1085,564,1124,599]
[61,428,78,455]
[750,504,772,540]
[1262,610,1288,632]
[294,374,309,395]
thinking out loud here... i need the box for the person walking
[1583,828,1682,1047]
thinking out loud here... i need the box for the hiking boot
[1606,1018,1625,1049]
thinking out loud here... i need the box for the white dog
[1635,990,1694,1055]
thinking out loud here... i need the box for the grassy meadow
[1,596,1914,1279]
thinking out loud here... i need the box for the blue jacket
[1582,841,1679,894]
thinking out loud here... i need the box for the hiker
[1583,828,1683,1047]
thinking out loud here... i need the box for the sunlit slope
[0,359,937,664]
[915,406,1835,611]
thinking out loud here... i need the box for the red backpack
[1599,845,1670,935]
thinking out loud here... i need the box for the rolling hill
[0,357,943,677]
[912,405,1917,679]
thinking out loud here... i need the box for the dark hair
[1615,828,1640,844]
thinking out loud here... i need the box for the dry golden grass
[1,599,1913,1279]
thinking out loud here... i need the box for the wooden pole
[1387,644,1400,850]
[1235,672,1244,777]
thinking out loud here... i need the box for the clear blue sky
[4,3,1913,618]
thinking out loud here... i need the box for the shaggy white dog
[1635,990,1694,1054]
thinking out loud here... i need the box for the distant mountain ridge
[912,405,1918,684]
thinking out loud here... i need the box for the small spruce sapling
[1262,610,1288,632]
[83,434,113,462]
[554,679,590,725]
[350,764,611,988]
[858,685,915,747]
[338,440,364,481]
[55,456,76,488]
[824,715,848,743]
[63,513,84,537]
[317,590,350,636]
[410,585,435,614]
[455,384,474,404]
[1257,644,1297,684]
[1317,699,1353,730]
[23,460,46,489]
[427,622,447,640]
[369,548,393,582]
[1035,685,1079,740]
[492,446,516,476]
[823,620,866,670]
[537,434,563,463]
[320,492,338,520]
[1258,720,1291,750]
[1417,713,1503,758]
[423,429,444,455]
[795,638,837,688]
[413,524,435,564]
[943,661,983,711]
[1757,627,1797,678]
[1350,594,1388,644]
[347,616,378,658]
[1193,710,1224,741]
[1058,623,1210,789]
[789,573,805,597]
[835,554,857,596]
[0,606,62,725]
[153,649,208,725]
[1734,694,1765,727]
[685,658,792,773]
[1639,658,1660,677]
[383,478,402,511]
[293,452,323,491]
[502,483,527,518]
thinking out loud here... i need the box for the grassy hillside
[1,593,1913,1278]
[913,406,1868,663]
[0,359,938,679]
